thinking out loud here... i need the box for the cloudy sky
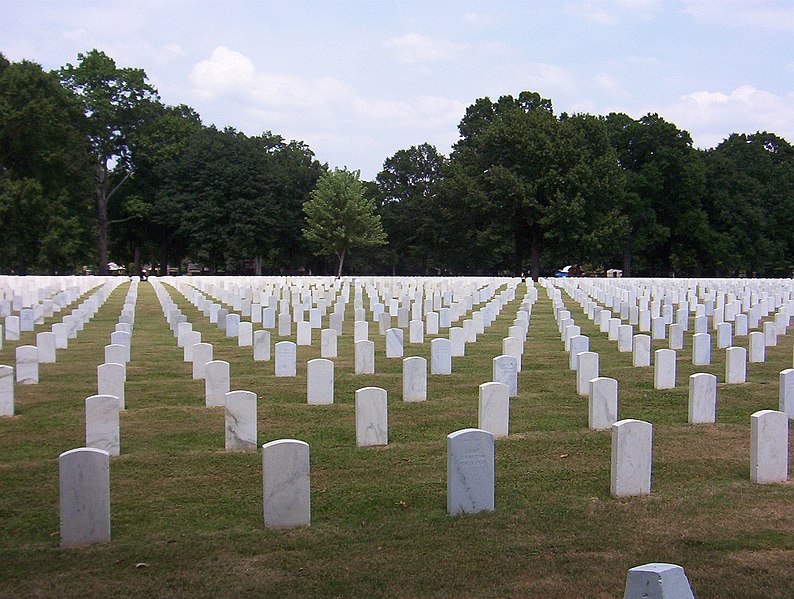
[4,0,793,179]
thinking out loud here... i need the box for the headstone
[692,332,711,365]
[450,327,466,358]
[431,338,452,375]
[409,319,424,344]
[750,410,789,484]
[104,344,126,366]
[296,321,312,346]
[262,307,276,329]
[589,377,618,430]
[447,428,495,515]
[274,342,297,377]
[569,335,589,370]
[0,365,13,416]
[749,331,765,363]
[253,330,271,361]
[355,387,388,446]
[478,382,509,438]
[577,351,599,396]
[618,325,633,353]
[262,439,310,529]
[623,563,695,599]
[225,390,257,451]
[176,322,192,347]
[651,316,666,340]
[192,343,213,379]
[725,346,747,384]
[97,362,125,410]
[19,308,34,331]
[15,345,38,384]
[402,356,427,402]
[307,359,334,405]
[668,323,683,350]
[426,311,439,335]
[385,328,404,358]
[52,323,68,349]
[632,335,651,367]
[278,312,292,337]
[654,349,676,390]
[688,373,717,424]
[36,331,56,363]
[354,320,369,343]
[85,394,120,455]
[717,322,732,349]
[354,340,375,375]
[205,360,230,407]
[320,329,337,358]
[492,355,518,397]
[764,321,777,347]
[110,331,131,362]
[611,419,652,497]
[59,447,111,547]
[238,321,253,346]
[780,369,794,419]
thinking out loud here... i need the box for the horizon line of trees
[1,50,792,279]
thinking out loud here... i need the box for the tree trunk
[530,242,540,281]
[254,255,262,276]
[134,246,141,276]
[623,237,632,277]
[96,162,109,275]
[336,247,346,278]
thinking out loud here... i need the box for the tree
[449,92,626,278]
[60,50,159,274]
[303,169,386,276]
[0,54,93,273]
[375,143,445,274]
[605,113,707,276]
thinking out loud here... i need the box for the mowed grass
[0,279,792,598]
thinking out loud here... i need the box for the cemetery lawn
[0,280,792,598]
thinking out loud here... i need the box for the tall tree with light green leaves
[303,168,386,277]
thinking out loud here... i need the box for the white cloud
[564,0,660,24]
[667,85,794,147]
[382,33,465,64]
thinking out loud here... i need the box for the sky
[3,0,794,180]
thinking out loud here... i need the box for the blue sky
[3,0,793,179]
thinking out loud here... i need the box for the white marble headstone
[447,428,494,515]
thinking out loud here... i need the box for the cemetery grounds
[0,278,792,598]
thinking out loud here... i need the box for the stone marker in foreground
[750,409,788,484]
[725,346,747,384]
[59,447,111,547]
[492,355,518,397]
[191,342,213,380]
[431,338,452,375]
[623,563,695,599]
[262,439,310,529]
[577,351,599,396]
[354,340,375,375]
[225,390,257,451]
[447,428,495,515]
[355,387,388,446]
[611,419,652,497]
[253,330,271,361]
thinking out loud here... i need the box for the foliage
[60,49,160,274]
[0,55,93,273]
[303,168,387,276]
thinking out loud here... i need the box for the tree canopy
[303,169,387,277]
[1,49,793,278]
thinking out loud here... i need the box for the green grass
[0,279,792,598]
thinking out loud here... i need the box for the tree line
[1,50,792,279]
